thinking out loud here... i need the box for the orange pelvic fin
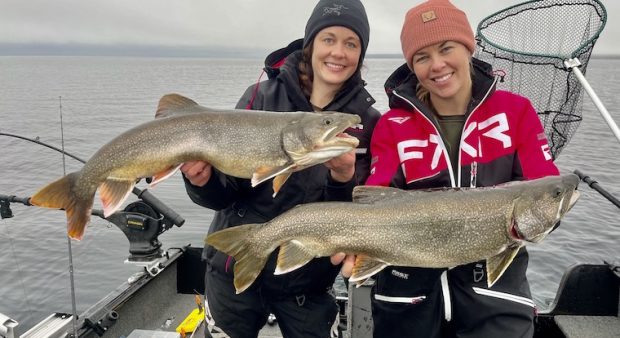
[99,177,136,218]
[149,164,183,187]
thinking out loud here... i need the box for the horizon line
[0,43,618,59]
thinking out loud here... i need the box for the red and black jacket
[366,58,559,190]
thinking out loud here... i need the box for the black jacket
[185,39,380,296]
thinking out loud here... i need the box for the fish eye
[552,187,563,198]
[324,117,333,125]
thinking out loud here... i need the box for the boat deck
[555,315,620,338]
[19,247,618,338]
[86,248,284,338]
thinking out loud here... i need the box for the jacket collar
[385,57,497,117]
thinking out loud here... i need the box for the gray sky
[1,0,618,56]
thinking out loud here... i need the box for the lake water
[1,56,619,332]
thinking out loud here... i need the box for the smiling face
[311,26,362,93]
[411,41,472,103]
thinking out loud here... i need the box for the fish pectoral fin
[352,186,411,204]
[349,254,388,284]
[99,178,136,217]
[149,164,183,187]
[251,164,296,188]
[486,246,521,287]
[274,240,316,275]
[272,173,293,197]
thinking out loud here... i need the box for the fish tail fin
[30,172,93,240]
[206,224,267,294]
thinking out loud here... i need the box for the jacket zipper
[392,76,499,188]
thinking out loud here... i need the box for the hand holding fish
[29,94,361,240]
[330,253,355,278]
[207,174,581,293]
[181,160,213,187]
[324,133,356,182]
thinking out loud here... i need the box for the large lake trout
[207,174,580,293]
[30,94,360,240]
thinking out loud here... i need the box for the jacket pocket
[472,287,536,308]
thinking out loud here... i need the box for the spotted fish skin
[30,94,360,240]
[207,174,580,293]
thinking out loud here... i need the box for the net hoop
[474,0,607,158]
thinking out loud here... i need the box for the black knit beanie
[303,0,370,57]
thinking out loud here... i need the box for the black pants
[204,269,339,338]
[371,249,535,338]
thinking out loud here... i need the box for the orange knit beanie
[400,0,475,70]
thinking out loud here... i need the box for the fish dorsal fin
[155,93,203,118]
[99,178,136,217]
[352,185,412,204]
[274,240,316,275]
[486,245,521,287]
[149,164,183,187]
[349,254,388,284]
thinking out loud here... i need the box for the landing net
[474,0,607,158]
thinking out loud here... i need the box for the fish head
[282,111,361,167]
[510,174,580,244]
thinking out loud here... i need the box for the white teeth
[434,73,452,82]
[326,62,344,70]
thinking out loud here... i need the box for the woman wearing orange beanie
[365,0,559,336]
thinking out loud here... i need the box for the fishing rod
[1,128,187,277]
[0,131,185,227]
[574,170,620,209]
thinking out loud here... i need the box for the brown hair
[298,42,314,99]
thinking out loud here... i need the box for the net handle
[564,58,620,144]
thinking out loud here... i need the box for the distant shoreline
[0,43,618,60]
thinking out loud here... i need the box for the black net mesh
[474,0,607,158]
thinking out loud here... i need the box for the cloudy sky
[1,0,618,56]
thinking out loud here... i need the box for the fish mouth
[285,113,360,167]
[313,126,359,157]
[316,129,360,150]
[321,114,361,148]
[293,119,360,166]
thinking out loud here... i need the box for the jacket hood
[384,57,497,113]
[263,39,304,79]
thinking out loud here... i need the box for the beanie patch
[303,0,370,57]
[322,4,349,16]
[421,10,437,23]
[400,0,475,70]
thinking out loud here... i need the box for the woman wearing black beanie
[180,1,380,337]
